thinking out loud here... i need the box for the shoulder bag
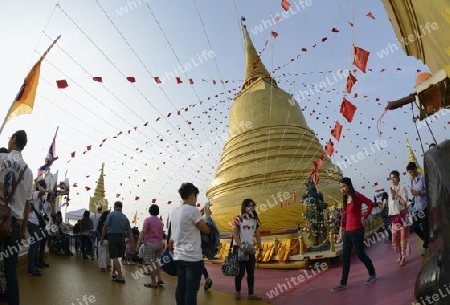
[221,217,241,276]
[160,223,177,276]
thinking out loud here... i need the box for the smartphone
[204,202,210,209]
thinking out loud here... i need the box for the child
[123,238,134,265]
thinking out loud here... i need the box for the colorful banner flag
[38,127,59,175]
[0,36,60,135]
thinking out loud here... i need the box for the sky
[0,0,447,226]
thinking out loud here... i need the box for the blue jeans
[202,266,209,279]
[91,231,99,258]
[27,222,42,273]
[174,260,204,305]
[234,246,256,295]
[0,220,21,305]
[341,228,376,285]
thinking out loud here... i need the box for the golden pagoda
[206,25,343,234]
[89,162,108,212]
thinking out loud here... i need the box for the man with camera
[27,179,52,276]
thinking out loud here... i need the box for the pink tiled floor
[204,235,422,304]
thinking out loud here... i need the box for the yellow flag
[0,36,60,134]
[7,61,41,122]
[131,210,137,224]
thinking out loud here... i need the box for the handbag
[160,223,177,276]
[221,236,240,276]
[0,165,28,238]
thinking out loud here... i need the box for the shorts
[143,242,163,265]
[108,234,125,259]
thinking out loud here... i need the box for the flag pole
[0,35,61,136]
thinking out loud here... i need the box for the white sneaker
[420,248,428,256]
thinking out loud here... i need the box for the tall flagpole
[0,35,61,136]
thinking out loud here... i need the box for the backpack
[201,216,220,260]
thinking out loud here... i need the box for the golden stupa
[89,162,108,212]
[206,25,343,234]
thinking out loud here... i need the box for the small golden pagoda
[89,162,108,212]
[206,25,343,234]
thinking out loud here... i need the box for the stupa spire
[242,24,277,89]
[89,162,109,212]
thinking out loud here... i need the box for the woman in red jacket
[332,177,377,292]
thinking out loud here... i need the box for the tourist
[388,170,410,267]
[0,130,33,304]
[27,179,48,276]
[232,198,263,300]
[139,204,164,288]
[90,206,102,259]
[406,162,429,256]
[331,177,377,292]
[378,192,392,242]
[80,210,93,260]
[100,201,134,283]
[97,210,111,272]
[171,182,211,305]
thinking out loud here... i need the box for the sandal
[28,270,41,276]
[204,278,212,290]
[234,292,241,300]
[143,271,151,275]
[144,283,159,288]
[112,278,126,283]
[399,257,406,267]
[158,280,165,285]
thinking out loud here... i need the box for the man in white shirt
[90,206,102,259]
[27,179,47,275]
[0,130,33,305]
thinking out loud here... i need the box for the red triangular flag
[313,153,324,170]
[152,198,156,203]
[116,194,121,198]
[71,151,76,158]
[176,77,182,84]
[325,139,334,157]
[86,145,92,151]
[189,79,194,84]
[85,186,91,191]
[56,80,68,89]
[346,72,357,93]
[167,201,172,204]
[310,169,320,185]
[126,77,136,83]
[331,121,343,141]
[281,0,291,11]
[135,196,140,201]
[271,31,278,38]
[154,77,162,84]
[331,27,339,33]
[93,77,102,82]
[366,12,375,19]
[340,97,357,123]
[353,46,370,73]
